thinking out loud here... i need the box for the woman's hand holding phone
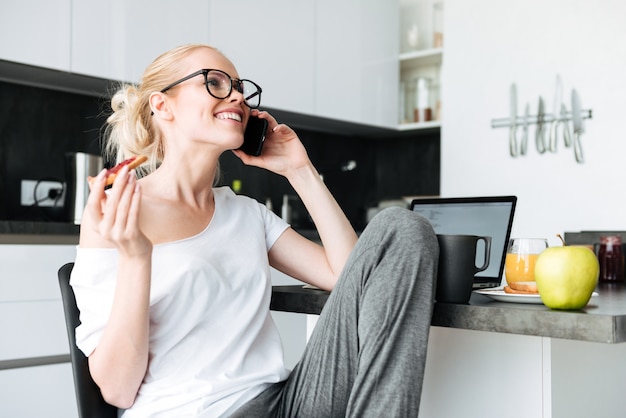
[234,110,312,178]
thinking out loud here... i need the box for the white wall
[441,0,626,246]
[0,244,78,417]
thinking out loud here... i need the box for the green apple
[534,244,599,310]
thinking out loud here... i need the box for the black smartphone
[240,115,268,156]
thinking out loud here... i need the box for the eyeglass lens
[206,70,261,108]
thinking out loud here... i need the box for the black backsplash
[217,131,440,230]
[0,81,439,229]
[0,81,107,221]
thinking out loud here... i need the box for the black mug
[436,234,492,304]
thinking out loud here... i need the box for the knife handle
[561,105,572,147]
[520,127,528,156]
[535,123,546,154]
[509,127,518,157]
[573,133,584,163]
[548,121,559,152]
[563,124,572,148]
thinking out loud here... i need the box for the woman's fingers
[85,169,107,224]
[255,109,276,125]
[86,169,107,205]
[84,165,149,254]
[126,181,142,234]
[100,165,132,238]
[109,171,136,241]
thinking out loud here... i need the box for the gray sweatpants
[232,207,439,417]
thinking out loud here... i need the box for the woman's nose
[228,87,245,104]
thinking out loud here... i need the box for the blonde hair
[103,44,221,177]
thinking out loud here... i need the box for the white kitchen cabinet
[209,0,398,126]
[0,244,77,417]
[4,1,401,128]
[70,1,125,81]
[0,363,77,418]
[420,327,626,418]
[0,1,71,71]
[208,0,317,115]
[315,0,399,127]
[419,327,545,417]
[0,300,69,360]
[71,0,211,82]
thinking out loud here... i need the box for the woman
[71,44,438,417]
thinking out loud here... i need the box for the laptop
[410,196,517,289]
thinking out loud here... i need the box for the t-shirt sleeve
[70,248,118,357]
[260,202,289,250]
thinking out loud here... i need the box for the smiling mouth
[216,112,242,122]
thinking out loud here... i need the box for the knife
[561,103,572,147]
[548,75,562,152]
[536,97,546,153]
[520,103,529,155]
[571,89,584,163]
[509,84,518,157]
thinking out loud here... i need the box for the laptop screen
[410,196,517,283]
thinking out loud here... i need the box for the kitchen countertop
[270,282,626,344]
[0,221,79,244]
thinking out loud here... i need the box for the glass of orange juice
[505,238,549,284]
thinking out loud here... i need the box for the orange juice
[505,253,540,283]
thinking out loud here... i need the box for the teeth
[216,112,242,122]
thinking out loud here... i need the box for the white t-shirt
[71,187,291,417]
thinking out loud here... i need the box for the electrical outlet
[21,179,65,207]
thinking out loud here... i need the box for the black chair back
[58,262,118,418]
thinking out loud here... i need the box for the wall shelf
[399,47,443,127]
[400,47,443,68]
[398,120,441,131]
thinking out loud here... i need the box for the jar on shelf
[414,77,433,123]
[433,1,444,48]
[406,23,420,51]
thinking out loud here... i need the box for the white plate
[474,287,599,305]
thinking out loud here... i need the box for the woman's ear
[149,92,172,120]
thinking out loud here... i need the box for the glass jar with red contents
[598,236,624,282]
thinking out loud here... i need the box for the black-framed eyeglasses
[160,69,262,109]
